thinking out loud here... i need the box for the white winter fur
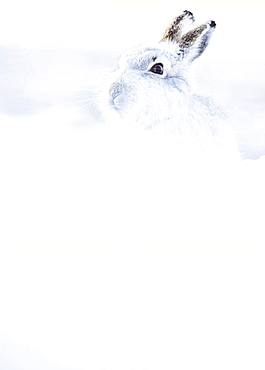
[98,12,238,156]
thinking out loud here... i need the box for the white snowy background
[0,1,265,369]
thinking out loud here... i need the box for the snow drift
[0,2,265,370]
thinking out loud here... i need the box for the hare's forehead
[118,45,180,70]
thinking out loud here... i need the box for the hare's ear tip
[209,20,216,28]
[183,10,194,20]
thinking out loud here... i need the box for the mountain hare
[100,9,236,150]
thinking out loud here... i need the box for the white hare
[100,10,233,144]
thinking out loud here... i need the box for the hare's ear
[179,21,216,62]
[161,10,195,43]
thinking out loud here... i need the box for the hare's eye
[149,63,164,75]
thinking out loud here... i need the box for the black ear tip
[183,10,194,18]
[209,20,216,28]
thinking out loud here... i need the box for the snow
[0,1,265,370]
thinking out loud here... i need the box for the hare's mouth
[109,82,137,112]
[109,82,124,111]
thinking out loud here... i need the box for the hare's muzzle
[109,82,124,110]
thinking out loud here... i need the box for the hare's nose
[109,82,123,107]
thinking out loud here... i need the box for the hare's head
[106,10,216,126]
